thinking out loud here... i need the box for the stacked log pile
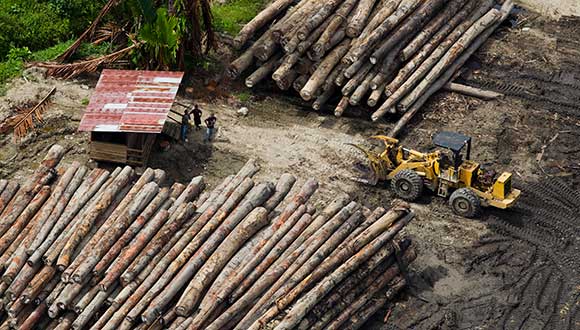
[229,0,514,136]
[0,144,416,330]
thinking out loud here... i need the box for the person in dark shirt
[192,104,203,130]
[181,110,191,142]
[204,113,217,142]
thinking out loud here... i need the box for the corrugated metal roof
[79,69,184,134]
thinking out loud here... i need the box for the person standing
[204,113,217,142]
[181,110,191,142]
[192,104,203,130]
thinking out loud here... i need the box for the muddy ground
[0,8,579,330]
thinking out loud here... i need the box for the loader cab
[433,131,472,168]
[433,132,479,187]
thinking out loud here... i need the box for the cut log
[342,61,373,96]
[246,54,283,88]
[369,0,447,64]
[301,39,351,101]
[389,0,514,136]
[399,8,502,110]
[372,0,496,121]
[344,0,422,64]
[312,0,358,58]
[0,182,19,216]
[234,0,298,48]
[233,202,361,330]
[249,203,412,329]
[347,0,378,37]
[443,82,504,100]
[296,0,343,41]
[140,183,274,324]
[400,0,466,61]
[386,0,480,97]
[326,247,416,329]
[175,207,270,316]
[192,205,310,329]
[334,96,350,117]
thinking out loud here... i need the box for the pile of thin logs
[0,144,416,330]
[229,0,514,137]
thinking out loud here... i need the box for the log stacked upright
[0,145,417,329]
[230,0,514,136]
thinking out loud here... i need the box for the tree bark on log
[0,182,19,217]
[347,0,378,38]
[0,186,51,256]
[27,168,109,266]
[443,82,504,100]
[92,186,168,278]
[387,0,480,96]
[342,61,373,96]
[0,145,64,236]
[389,0,514,137]
[350,66,379,105]
[192,205,310,329]
[119,203,197,286]
[233,202,361,330]
[326,248,416,329]
[369,0,447,64]
[372,0,495,121]
[398,8,501,110]
[357,0,402,42]
[118,161,259,326]
[312,0,358,58]
[140,183,274,324]
[301,39,351,101]
[57,166,135,271]
[344,0,422,64]
[175,207,270,316]
[266,211,414,330]
[250,203,412,329]
[26,166,87,256]
[343,278,407,330]
[246,54,283,88]
[334,96,350,117]
[400,0,466,61]
[234,0,298,49]
[296,0,343,41]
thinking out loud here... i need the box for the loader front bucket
[347,144,381,186]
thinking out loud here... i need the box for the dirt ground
[0,7,579,330]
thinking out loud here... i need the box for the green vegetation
[235,91,252,103]
[212,0,267,35]
[30,41,75,62]
[0,0,266,92]
[0,0,107,61]
[0,41,111,93]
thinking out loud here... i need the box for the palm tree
[53,0,214,72]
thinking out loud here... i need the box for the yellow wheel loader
[350,132,521,218]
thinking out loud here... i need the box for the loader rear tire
[391,170,423,201]
[449,188,481,218]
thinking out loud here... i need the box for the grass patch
[0,40,113,93]
[212,0,267,35]
[30,40,75,62]
[235,91,252,103]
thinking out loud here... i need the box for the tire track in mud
[464,178,580,330]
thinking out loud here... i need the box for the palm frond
[38,44,140,79]
[0,88,56,142]
[93,22,128,45]
[56,0,122,62]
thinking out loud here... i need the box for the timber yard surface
[0,1,579,330]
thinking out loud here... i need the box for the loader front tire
[449,188,481,218]
[391,170,423,202]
